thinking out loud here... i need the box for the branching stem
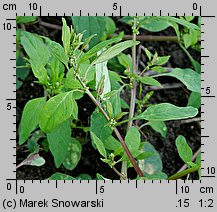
[75,71,144,177]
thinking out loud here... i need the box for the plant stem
[121,17,138,178]
[112,167,127,179]
[167,165,200,180]
[75,73,144,177]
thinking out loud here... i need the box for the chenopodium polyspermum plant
[18,17,201,180]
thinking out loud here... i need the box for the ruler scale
[0,0,216,211]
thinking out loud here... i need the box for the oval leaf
[125,126,141,152]
[160,68,200,93]
[91,132,107,158]
[175,135,193,164]
[63,138,82,170]
[39,91,78,132]
[139,103,198,121]
[19,97,46,145]
[47,120,71,168]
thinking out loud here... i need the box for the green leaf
[79,36,122,63]
[16,54,30,89]
[161,16,200,30]
[71,16,106,48]
[139,103,198,121]
[91,132,107,158]
[139,142,163,175]
[125,127,141,152]
[96,173,110,180]
[47,120,71,168]
[145,172,168,180]
[160,68,200,93]
[92,40,139,65]
[104,135,121,151]
[90,110,113,144]
[151,66,167,73]
[39,91,78,132]
[47,173,75,180]
[63,138,82,170]
[29,60,48,84]
[145,48,152,61]
[17,16,38,24]
[140,17,170,32]
[19,97,46,145]
[148,121,167,138]
[155,56,170,66]
[175,135,193,164]
[62,18,71,56]
[196,153,201,178]
[118,53,133,71]
[20,31,50,66]
[30,156,46,166]
[105,17,116,36]
[136,152,154,160]
[95,51,111,98]
[43,37,69,69]
[109,91,122,117]
[187,92,201,109]
[19,153,45,167]
[137,76,162,87]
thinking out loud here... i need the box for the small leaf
[118,53,133,71]
[187,92,201,109]
[137,76,162,87]
[63,138,82,170]
[47,120,71,168]
[151,66,167,73]
[104,135,121,151]
[145,48,152,61]
[17,153,45,168]
[139,103,198,121]
[148,121,167,138]
[114,112,128,121]
[19,97,46,145]
[39,91,78,132]
[125,127,141,152]
[160,68,200,93]
[47,173,75,180]
[155,56,170,66]
[62,18,71,56]
[175,135,193,164]
[91,132,107,158]
[106,100,113,118]
[92,40,139,65]
[90,110,113,145]
[80,36,122,63]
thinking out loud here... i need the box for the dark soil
[16,17,200,180]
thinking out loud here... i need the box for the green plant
[17,16,201,180]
